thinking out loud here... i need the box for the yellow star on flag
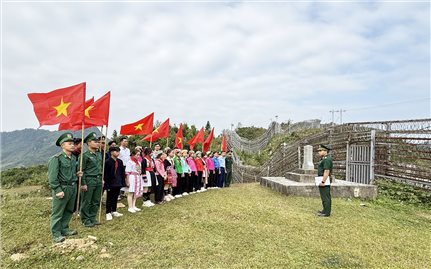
[85,105,94,118]
[134,123,143,130]
[53,98,71,117]
[178,137,182,144]
[153,127,159,134]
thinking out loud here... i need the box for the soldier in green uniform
[48,132,82,243]
[317,144,333,217]
[225,151,233,187]
[80,132,103,227]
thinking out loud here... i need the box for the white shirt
[218,156,226,168]
[119,146,130,166]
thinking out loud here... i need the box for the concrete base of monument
[260,177,377,200]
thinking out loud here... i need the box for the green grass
[1,183,431,268]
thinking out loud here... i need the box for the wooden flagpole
[98,125,109,222]
[75,123,85,220]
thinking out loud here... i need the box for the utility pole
[339,109,346,124]
[329,110,336,125]
[329,109,346,125]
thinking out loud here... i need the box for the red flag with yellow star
[188,127,204,150]
[120,112,154,135]
[27,82,86,127]
[175,123,183,149]
[83,91,110,127]
[142,118,170,142]
[58,97,94,131]
[203,127,214,152]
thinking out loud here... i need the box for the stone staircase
[260,145,377,200]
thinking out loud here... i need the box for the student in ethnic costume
[154,152,167,204]
[180,150,191,196]
[187,150,198,193]
[205,151,215,189]
[141,147,156,207]
[212,152,220,188]
[163,149,177,201]
[173,149,184,198]
[104,146,125,220]
[195,151,205,192]
[125,150,143,213]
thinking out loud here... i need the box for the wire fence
[229,119,431,188]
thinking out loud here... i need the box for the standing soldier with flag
[48,132,82,243]
[80,132,103,227]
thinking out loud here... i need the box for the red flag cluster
[27,82,227,152]
[27,82,111,130]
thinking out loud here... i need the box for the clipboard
[315,176,331,186]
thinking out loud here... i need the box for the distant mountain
[1,128,101,170]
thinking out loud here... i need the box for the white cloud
[2,2,429,134]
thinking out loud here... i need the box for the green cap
[84,132,99,144]
[318,144,332,151]
[56,132,74,146]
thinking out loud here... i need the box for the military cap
[84,132,99,144]
[318,144,332,151]
[56,132,74,146]
[109,146,120,152]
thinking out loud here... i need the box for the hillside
[0,128,100,170]
[1,183,430,268]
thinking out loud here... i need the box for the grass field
[1,183,430,268]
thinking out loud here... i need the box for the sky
[2,1,430,135]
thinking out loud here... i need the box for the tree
[111,129,118,140]
[205,121,211,133]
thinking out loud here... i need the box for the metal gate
[346,131,375,184]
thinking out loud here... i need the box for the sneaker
[128,208,136,213]
[182,192,189,196]
[174,194,182,198]
[317,212,330,217]
[168,194,175,200]
[112,212,123,217]
[133,207,141,211]
[148,201,156,207]
[164,196,171,202]
[106,213,113,221]
[201,188,207,192]
[196,189,202,193]
[142,201,151,207]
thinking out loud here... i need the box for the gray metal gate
[346,131,375,184]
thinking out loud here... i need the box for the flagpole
[98,124,109,222]
[75,123,85,221]
[150,136,153,149]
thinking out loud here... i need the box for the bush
[375,178,431,207]
[1,165,49,189]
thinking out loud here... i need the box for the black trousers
[155,175,165,203]
[148,171,157,202]
[214,168,219,187]
[174,173,183,195]
[106,187,121,214]
[197,171,203,190]
[208,170,215,187]
[183,173,190,193]
[190,172,198,192]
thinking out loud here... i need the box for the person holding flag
[80,132,103,227]
[48,132,82,242]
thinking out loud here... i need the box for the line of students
[104,138,234,221]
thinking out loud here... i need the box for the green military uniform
[225,155,233,187]
[80,132,103,227]
[317,144,333,217]
[48,133,78,242]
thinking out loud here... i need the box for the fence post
[298,145,301,169]
[370,130,376,184]
[345,142,350,182]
